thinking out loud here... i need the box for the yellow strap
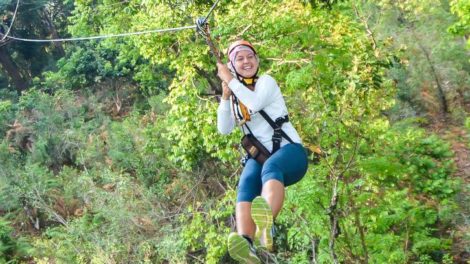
[304,143,323,155]
[232,78,255,124]
[239,102,251,122]
[243,78,255,85]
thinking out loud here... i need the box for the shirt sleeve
[228,75,281,112]
[217,98,235,135]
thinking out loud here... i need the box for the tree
[355,0,470,122]
[0,0,73,94]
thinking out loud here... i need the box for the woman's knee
[261,143,308,186]
[237,191,259,203]
[261,160,284,185]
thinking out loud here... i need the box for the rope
[0,0,21,41]
[4,0,221,43]
[202,0,221,24]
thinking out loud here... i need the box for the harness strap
[230,81,256,125]
[259,110,293,153]
[231,96,244,122]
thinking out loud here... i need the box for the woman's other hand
[221,82,232,100]
[217,63,234,84]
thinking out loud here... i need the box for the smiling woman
[216,40,309,263]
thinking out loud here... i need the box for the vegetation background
[0,0,469,263]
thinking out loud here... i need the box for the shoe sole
[228,233,260,264]
[251,196,273,251]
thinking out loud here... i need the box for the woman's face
[233,50,259,78]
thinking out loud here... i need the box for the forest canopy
[0,0,469,263]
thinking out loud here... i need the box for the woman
[216,40,309,263]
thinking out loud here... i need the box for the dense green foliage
[449,0,470,49]
[0,0,468,263]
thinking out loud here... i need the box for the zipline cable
[6,25,197,43]
[1,0,21,41]
[4,0,221,43]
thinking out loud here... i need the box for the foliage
[277,124,458,263]
[0,0,467,263]
[0,99,13,137]
[449,0,470,49]
[39,41,174,95]
[0,0,73,93]
[358,0,470,122]
[299,0,345,9]
[0,217,31,263]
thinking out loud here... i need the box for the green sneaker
[227,232,260,264]
[251,196,273,251]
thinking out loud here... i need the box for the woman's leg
[236,158,263,239]
[228,159,263,263]
[236,203,255,239]
[261,180,284,218]
[251,143,308,251]
[261,143,308,217]
[227,159,262,264]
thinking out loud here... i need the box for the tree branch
[194,65,221,95]
[353,2,378,51]
[346,182,369,263]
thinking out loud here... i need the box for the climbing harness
[258,111,292,153]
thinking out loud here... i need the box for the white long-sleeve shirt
[217,74,302,152]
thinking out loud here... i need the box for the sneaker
[251,196,274,251]
[227,232,260,264]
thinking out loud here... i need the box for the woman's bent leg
[261,180,284,218]
[261,143,308,217]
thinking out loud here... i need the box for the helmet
[227,40,257,61]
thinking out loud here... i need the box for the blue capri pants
[237,143,308,202]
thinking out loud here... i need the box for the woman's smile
[234,50,259,78]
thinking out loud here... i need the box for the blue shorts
[237,143,308,202]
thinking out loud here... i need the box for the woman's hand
[217,63,234,84]
[221,82,231,100]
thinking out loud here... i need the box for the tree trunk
[393,3,449,116]
[0,47,29,94]
[41,9,65,57]
[194,65,221,95]
[347,185,369,264]
[328,173,340,264]
[416,40,449,115]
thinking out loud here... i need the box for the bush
[0,217,31,263]
[276,123,458,263]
